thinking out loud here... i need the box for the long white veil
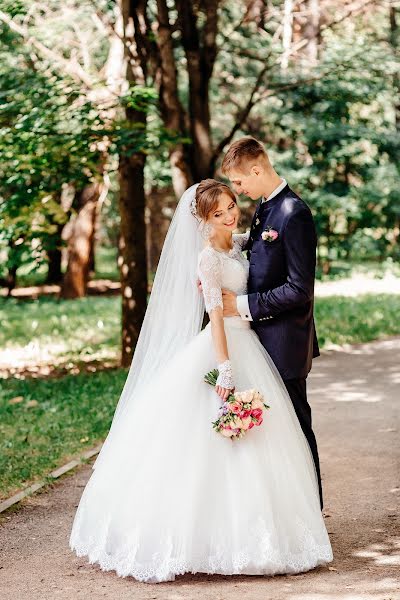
[92,183,205,470]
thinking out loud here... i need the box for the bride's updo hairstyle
[195,179,238,222]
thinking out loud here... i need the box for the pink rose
[229,401,243,415]
[251,408,263,419]
[261,228,279,242]
[241,416,252,429]
[251,398,264,410]
[240,409,252,419]
[221,427,235,438]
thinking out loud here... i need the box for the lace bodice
[197,232,250,314]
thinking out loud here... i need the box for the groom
[221,137,324,510]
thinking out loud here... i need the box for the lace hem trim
[69,513,333,583]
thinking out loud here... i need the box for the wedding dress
[69,185,333,583]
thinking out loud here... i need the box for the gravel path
[1,337,399,600]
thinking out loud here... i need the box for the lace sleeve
[198,248,223,315]
[233,231,250,250]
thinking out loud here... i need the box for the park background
[0,0,399,506]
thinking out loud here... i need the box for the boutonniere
[261,226,279,242]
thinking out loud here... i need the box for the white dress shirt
[236,178,287,321]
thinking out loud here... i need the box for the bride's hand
[216,360,234,401]
[215,385,235,401]
[197,278,203,293]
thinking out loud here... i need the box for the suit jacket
[244,183,320,380]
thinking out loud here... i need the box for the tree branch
[279,0,379,64]
[210,63,269,170]
[200,0,220,83]
[212,0,381,166]
[0,9,94,89]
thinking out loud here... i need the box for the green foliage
[0,368,128,499]
[213,8,399,265]
[0,4,171,281]
[0,1,398,283]
[273,32,399,264]
[0,22,103,277]
[315,294,400,347]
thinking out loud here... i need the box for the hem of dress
[69,539,333,584]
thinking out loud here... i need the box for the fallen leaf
[9,396,24,405]
[26,399,38,408]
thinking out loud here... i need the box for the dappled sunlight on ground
[0,341,120,379]
[353,537,400,567]
[310,338,400,405]
[0,279,121,299]
[287,580,398,600]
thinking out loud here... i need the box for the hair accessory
[190,195,198,218]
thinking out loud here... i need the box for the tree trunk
[118,152,148,366]
[0,238,19,295]
[293,0,320,67]
[389,7,400,133]
[146,185,176,272]
[156,0,193,197]
[118,0,149,367]
[176,0,219,180]
[45,222,64,284]
[281,0,293,71]
[303,0,320,65]
[88,239,95,278]
[322,219,331,275]
[47,248,62,284]
[60,182,102,298]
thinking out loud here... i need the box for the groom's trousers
[283,378,324,511]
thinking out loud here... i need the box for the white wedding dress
[69,230,333,582]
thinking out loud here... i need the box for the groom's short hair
[221,137,269,175]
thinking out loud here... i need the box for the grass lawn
[1,292,399,501]
[0,368,128,500]
[314,294,400,347]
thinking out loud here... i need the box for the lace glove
[216,360,235,390]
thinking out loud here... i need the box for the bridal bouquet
[204,369,270,440]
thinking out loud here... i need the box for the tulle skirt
[69,317,333,582]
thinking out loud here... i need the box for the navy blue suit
[243,183,323,509]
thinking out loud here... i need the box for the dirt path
[0,338,399,600]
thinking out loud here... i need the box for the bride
[69,179,333,583]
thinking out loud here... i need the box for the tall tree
[118,0,149,366]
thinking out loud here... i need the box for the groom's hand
[222,289,240,317]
